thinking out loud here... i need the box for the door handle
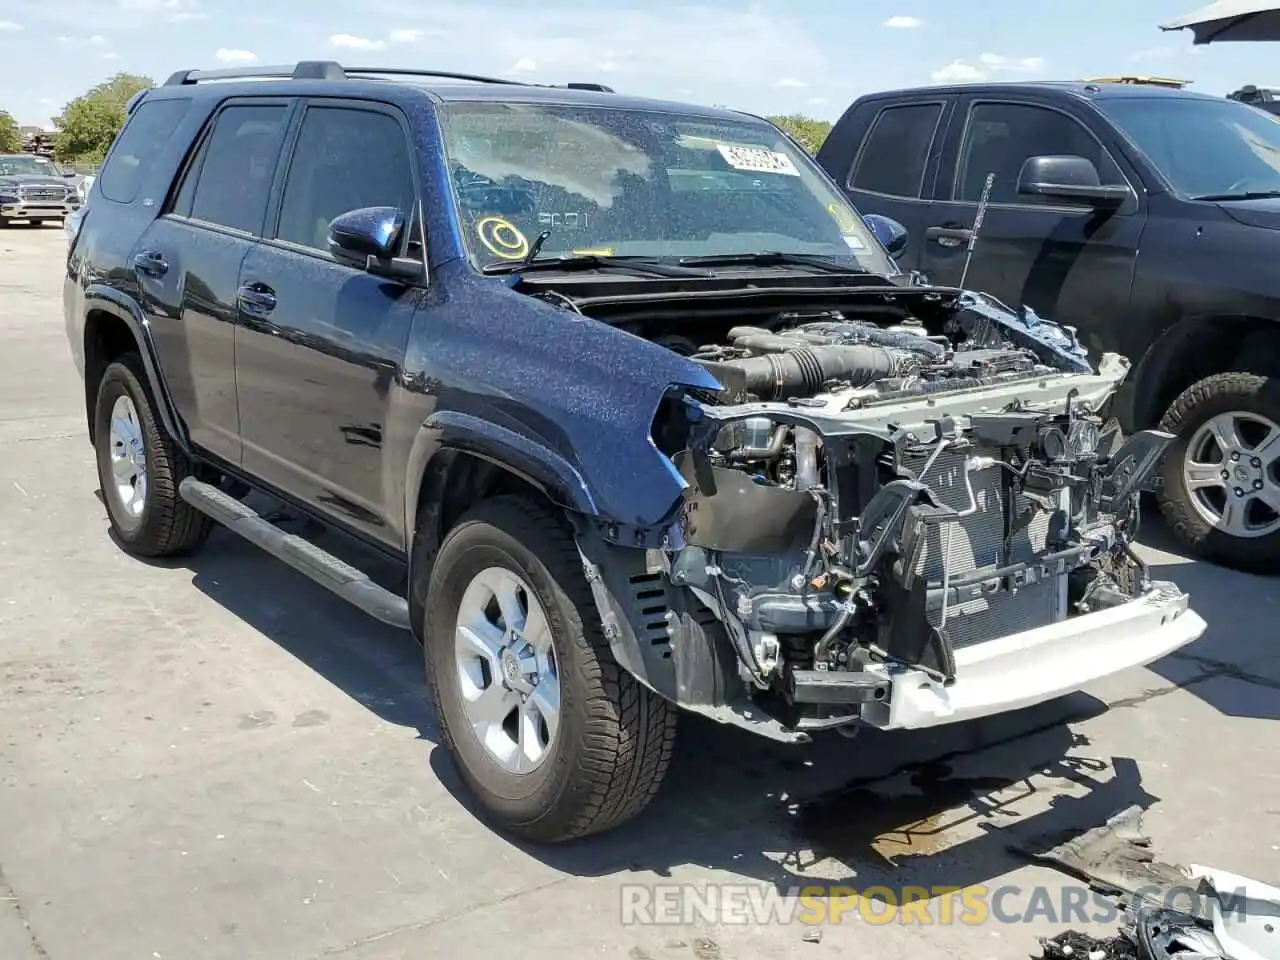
[237,282,277,315]
[924,226,972,249]
[132,250,168,277]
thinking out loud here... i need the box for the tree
[53,72,154,164]
[0,110,21,153]
[767,114,833,155]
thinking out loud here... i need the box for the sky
[1,0,1278,128]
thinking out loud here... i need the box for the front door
[919,97,1145,357]
[234,99,423,549]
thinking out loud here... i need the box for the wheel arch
[404,415,599,643]
[82,290,187,451]
[1130,314,1280,429]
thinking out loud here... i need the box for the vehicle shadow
[108,489,1169,900]
[104,492,437,743]
[1136,505,1280,722]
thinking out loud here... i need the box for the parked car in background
[64,61,1202,842]
[817,79,1280,572]
[0,153,84,226]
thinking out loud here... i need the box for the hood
[1215,197,1280,230]
[0,174,71,188]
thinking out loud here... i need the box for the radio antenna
[959,172,995,290]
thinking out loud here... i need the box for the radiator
[903,448,1065,648]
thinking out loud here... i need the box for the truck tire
[93,353,212,557]
[423,495,677,842]
[1157,371,1280,573]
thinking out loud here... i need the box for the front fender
[83,285,190,452]
[405,409,599,533]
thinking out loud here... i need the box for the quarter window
[274,106,416,254]
[98,97,192,204]
[849,103,943,199]
[954,102,1125,204]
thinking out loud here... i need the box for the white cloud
[215,48,258,63]
[808,96,827,105]
[0,20,22,31]
[884,15,922,28]
[932,52,1046,83]
[358,0,833,107]
[87,34,106,44]
[932,59,984,83]
[508,57,538,73]
[776,77,807,88]
[330,33,386,50]
[100,51,120,59]
[388,27,424,43]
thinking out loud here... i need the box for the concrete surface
[1,224,1277,960]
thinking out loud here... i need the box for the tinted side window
[98,97,192,204]
[187,104,288,234]
[849,103,943,198]
[955,102,1125,203]
[275,106,415,253]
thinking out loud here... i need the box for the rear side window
[849,102,944,199]
[181,103,288,235]
[274,106,416,252]
[98,97,191,204]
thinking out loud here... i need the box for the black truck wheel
[1158,371,1280,573]
[423,495,677,843]
[93,353,212,557]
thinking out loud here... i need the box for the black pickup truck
[817,81,1280,572]
[65,62,1203,842]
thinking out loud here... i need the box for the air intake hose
[702,345,904,401]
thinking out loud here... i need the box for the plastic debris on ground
[1017,807,1280,960]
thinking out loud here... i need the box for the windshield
[0,156,60,177]
[436,102,896,275]
[1097,96,1280,198]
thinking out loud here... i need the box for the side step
[178,478,411,631]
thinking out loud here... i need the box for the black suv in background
[817,81,1280,572]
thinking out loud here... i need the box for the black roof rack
[162,60,614,93]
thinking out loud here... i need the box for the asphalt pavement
[1,225,1277,960]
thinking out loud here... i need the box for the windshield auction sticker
[476,216,529,260]
[716,144,800,176]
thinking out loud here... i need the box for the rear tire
[1157,371,1280,573]
[93,353,212,558]
[423,495,677,842]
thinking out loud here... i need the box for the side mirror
[1017,155,1130,209]
[328,206,424,281]
[863,213,910,259]
[62,170,77,178]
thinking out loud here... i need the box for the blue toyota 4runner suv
[65,62,1205,842]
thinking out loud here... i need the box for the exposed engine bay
[531,279,1196,738]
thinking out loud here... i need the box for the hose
[699,344,904,401]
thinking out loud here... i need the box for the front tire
[1157,371,1280,572]
[423,496,677,843]
[93,353,212,558]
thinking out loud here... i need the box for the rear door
[832,98,954,273]
[234,99,422,548]
[919,95,1144,349]
[130,97,293,466]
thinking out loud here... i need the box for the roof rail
[163,60,615,92]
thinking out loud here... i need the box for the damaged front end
[576,288,1207,741]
